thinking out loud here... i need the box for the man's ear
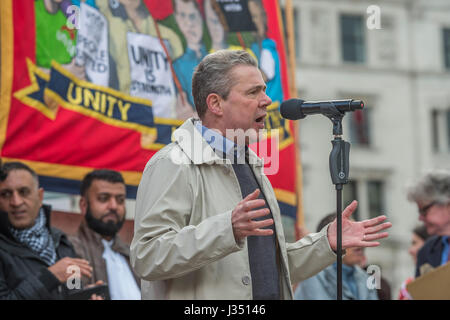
[38,188,44,206]
[205,93,223,116]
[79,196,87,216]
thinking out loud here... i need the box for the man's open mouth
[255,115,266,123]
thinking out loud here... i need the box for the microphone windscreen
[280,99,305,120]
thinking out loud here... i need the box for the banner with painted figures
[0,0,299,220]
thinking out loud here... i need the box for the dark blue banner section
[47,64,155,128]
[39,175,137,199]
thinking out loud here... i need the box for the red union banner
[0,0,298,220]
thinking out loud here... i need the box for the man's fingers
[363,215,387,228]
[70,258,91,266]
[240,228,274,238]
[66,261,93,278]
[365,222,392,235]
[243,208,270,220]
[342,200,358,219]
[61,257,90,266]
[252,228,274,236]
[233,207,269,224]
[242,189,260,202]
[364,232,389,241]
[70,261,93,272]
[242,199,266,212]
[79,270,92,279]
[78,265,93,277]
[242,218,274,231]
[360,241,380,247]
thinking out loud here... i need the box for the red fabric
[143,0,173,20]
[4,1,154,172]
[144,0,205,20]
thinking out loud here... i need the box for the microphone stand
[325,108,350,301]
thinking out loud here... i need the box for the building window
[444,28,450,70]
[340,14,366,63]
[431,109,450,153]
[348,108,371,146]
[367,180,385,219]
[343,179,386,221]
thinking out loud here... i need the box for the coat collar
[77,220,130,257]
[173,118,264,167]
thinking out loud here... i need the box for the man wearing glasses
[407,170,450,277]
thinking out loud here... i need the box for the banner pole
[284,0,305,236]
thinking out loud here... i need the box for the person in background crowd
[294,213,379,300]
[406,170,450,278]
[69,169,141,300]
[398,224,430,300]
[0,162,95,299]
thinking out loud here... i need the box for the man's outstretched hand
[327,200,392,251]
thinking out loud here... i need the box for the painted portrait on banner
[1,0,297,221]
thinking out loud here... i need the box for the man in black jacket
[0,162,93,299]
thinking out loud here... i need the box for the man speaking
[130,50,391,299]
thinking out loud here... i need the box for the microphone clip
[325,108,349,187]
[323,107,345,136]
[329,138,350,188]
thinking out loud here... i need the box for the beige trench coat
[130,118,337,299]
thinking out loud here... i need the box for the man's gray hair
[407,170,450,205]
[192,49,258,118]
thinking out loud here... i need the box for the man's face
[80,180,126,231]
[205,0,224,43]
[418,202,450,236]
[0,170,43,230]
[408,233,425,264]
[174,0,203,47]
[219,65,272,144]
[248,1,266,38]
[343,247,366,266]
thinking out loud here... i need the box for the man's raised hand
[231,189,274,242]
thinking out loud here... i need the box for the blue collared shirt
[332,263,359,299]
[194,121,246,162]
[441,236,449,265]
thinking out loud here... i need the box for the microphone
[280,99,364,120]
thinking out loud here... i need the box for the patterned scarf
[9,209,57,266]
